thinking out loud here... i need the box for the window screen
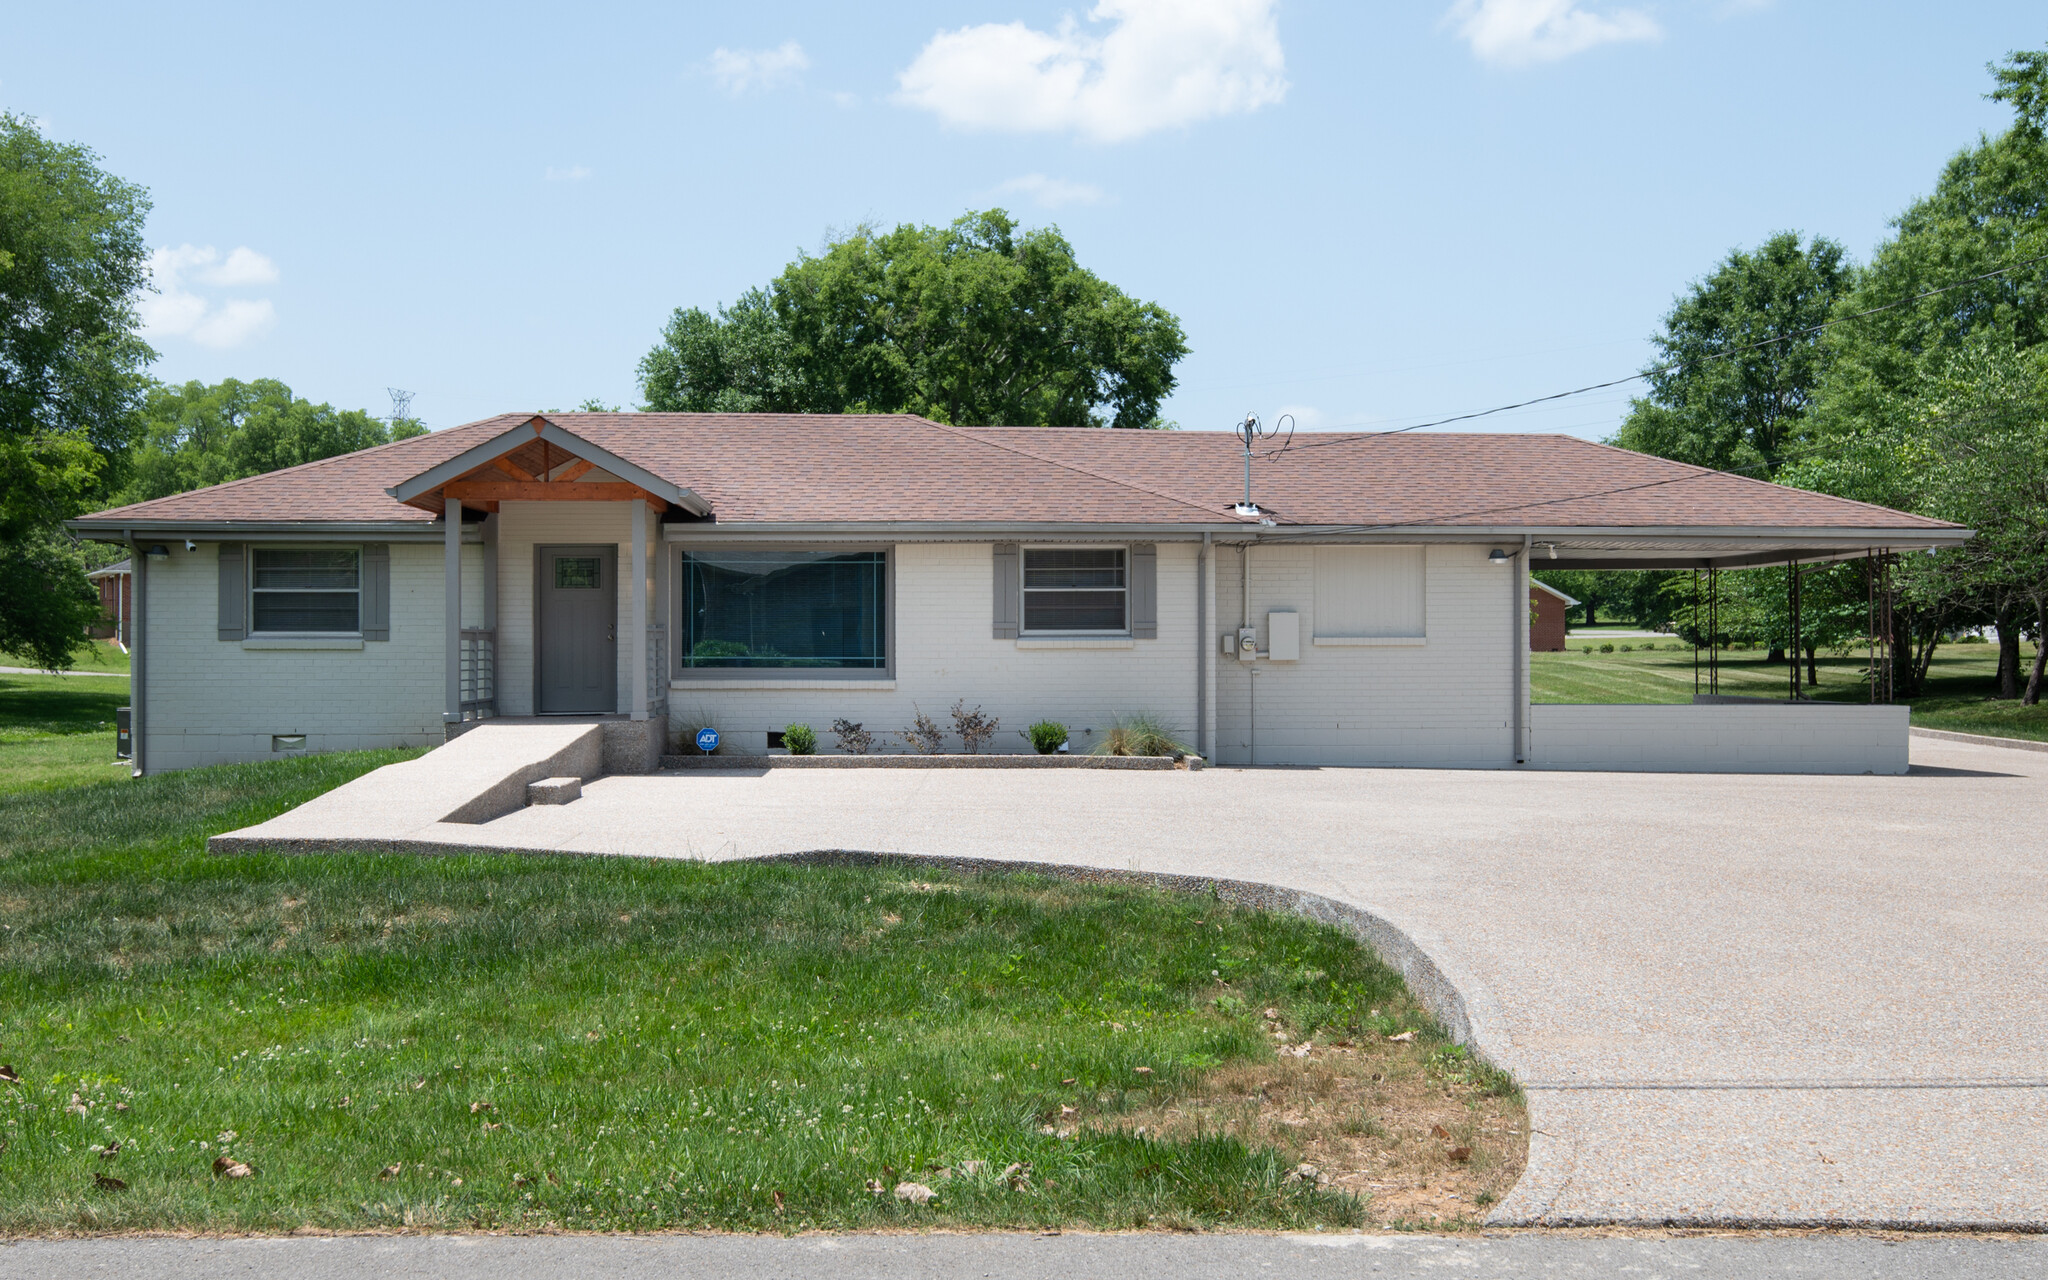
[1023,547,1127,632]
[251,547,361,634]
[1313,547,1425,638]
[681,550,887,670]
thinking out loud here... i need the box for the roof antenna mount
[1233,411,1293,518]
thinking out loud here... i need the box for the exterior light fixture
[1487,548,1511,565]
[184,539,198,551]
[145,544,171,560]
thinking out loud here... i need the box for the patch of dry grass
[1080,1008,1525,1229]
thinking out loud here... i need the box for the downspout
[128,532,145,777]
[1242,540,1255,767]
[1196,532,1210,761]
[1513,535,1529,765]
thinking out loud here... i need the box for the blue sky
[5,2,2040,438]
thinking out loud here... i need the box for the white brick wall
[668,541,1206,756]
[1211,543,1519,767]
[1530,703,1910,774]
[141,540,463,772]
[142,530,1734,775]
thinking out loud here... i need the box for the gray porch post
[445,497,462,726]
[630,498,649,721]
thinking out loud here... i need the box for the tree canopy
[0,113,153,668]
[118,378,425,506]
[639,210,1188,429]
[1611,231,1856,475]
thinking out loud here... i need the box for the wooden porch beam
[492,457,538,482]
[554,458,595,483]
[441,480,661,504]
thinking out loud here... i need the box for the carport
[1511,526,1963,773]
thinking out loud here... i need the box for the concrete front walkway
[215,738,2048,1230]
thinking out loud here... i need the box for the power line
[1258,250,2048,458]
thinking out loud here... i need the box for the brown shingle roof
[75,412,1958,533]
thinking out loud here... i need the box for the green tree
[1799,48,2048,698]
[116,378,427,505]
[1612,231,1856,475]
[0,113,153,669]
[640,210,1188,428]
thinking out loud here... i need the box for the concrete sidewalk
[7,1231,2045,1279]
[213,737,2048,1230]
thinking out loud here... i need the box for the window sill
[242,637,365,650]
[1312,635,1427,647]
[671,677,895,691]
[1016,636,1137,649]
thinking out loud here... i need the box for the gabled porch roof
[385,416,710,517]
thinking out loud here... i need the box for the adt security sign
[694,727,720,754]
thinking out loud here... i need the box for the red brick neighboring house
[87,558,132,649]
[1530,579,1577,652]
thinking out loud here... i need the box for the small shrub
[1026,720,1069,754]
[1095,712,1190,758]
[1960,633,1988,644]
[782,723,817,755]
[1617,643,1632,652]
[1733,640,1751,651]
[950,699,1000,754]
[1581,644,1594,654]
[1640,641,1657,651]
[1599,642,1614,654]
[830,718,874,755]
[903,706,947,755]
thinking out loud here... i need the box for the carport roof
[71,412,1967,565]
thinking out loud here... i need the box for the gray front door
[537,545,617,714]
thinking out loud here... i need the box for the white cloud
[707,41,810,95]
[895,0,1287,144]
[546,165,592,182]
[1445,0,1660,66]
[995,173,1106,209]
[137,244,278,349]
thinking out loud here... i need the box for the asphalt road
[6,1232,2046,1278]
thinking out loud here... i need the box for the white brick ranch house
[70,413,1967,776]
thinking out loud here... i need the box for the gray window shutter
[992,543,1020,639]
[361,544,390,640]
[1130,543,1157,639]
[217,543,246,641]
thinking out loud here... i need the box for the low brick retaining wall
[659,753,1198,770]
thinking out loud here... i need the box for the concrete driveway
[221,737,2048,1229]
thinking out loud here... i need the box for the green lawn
[0,745,1517,1234]
[0,640,131,675]
[1533,640,2048,742]
[0,672,132,794]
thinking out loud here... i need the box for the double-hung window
[251,547,362,635]
[1022,547,1127,633]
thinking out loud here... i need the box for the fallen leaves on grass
[93,1173,127,1191]
[94,1140,120,1159]
[893,1181,936,1205]
[379,1163,402,1180]
[1387,1031,1416,1043]
[0,1064,21,1085]
[211,1156,253,1179]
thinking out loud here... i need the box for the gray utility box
[115,706,132,760]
